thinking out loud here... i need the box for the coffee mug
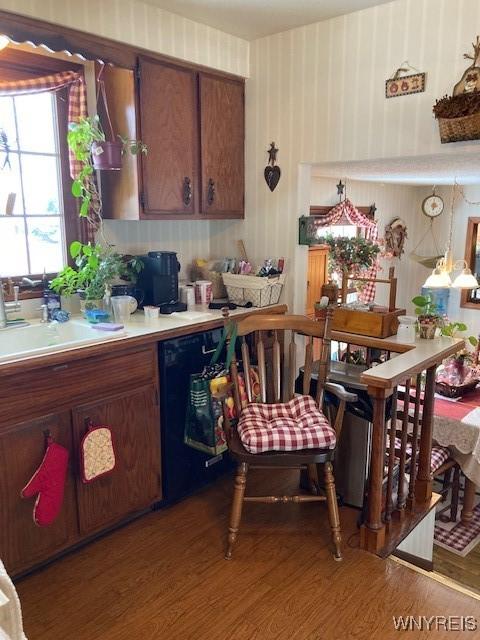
[194,280,212,306]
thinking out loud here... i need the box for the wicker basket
[437,111,480,143]
[435,379,478,398]
[222,273,286,307]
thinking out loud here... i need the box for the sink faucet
[0,279,21,328]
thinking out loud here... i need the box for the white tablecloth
[433,409,480,485]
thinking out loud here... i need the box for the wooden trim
[393,550,434,573]
[461,216,480,309]
[0,9,245,81]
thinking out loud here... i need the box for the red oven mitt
[21,437,69,527]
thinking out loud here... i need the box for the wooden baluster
[272,330,281,403]
[415,365,436,503]
[241,337,253,404]
[396,378,411,517]
[407,373,422,510]
[287,331,296,401]
[384,387,398,528]
[360,387,390,553]
[303,337,313,396]
[257,332,267,403]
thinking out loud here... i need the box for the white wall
[308,178,449,312]
[210,0,480,313]
[0,0,249,76]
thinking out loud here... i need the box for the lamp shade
[423,268,452,288]
[452,268,478,289]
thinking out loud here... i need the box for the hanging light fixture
[422,182,479,290]
[452,260,479,288]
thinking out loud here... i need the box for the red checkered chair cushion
[391,437,451,473]
[237,395,336,454]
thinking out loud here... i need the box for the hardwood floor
[17,469,478,640]
[434,543,480,595]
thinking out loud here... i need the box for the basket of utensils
[435,353,479,398]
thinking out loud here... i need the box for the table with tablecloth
[433,389,480,523]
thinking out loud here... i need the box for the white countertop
[0,305,277,369]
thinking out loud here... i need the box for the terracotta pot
[418,315,438,339]
[91,141,123,170]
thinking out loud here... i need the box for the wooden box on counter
[316,306,406,339]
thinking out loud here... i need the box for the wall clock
[422,193,444,218]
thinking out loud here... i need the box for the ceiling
[143,0,394,40]
[310,151,480,186]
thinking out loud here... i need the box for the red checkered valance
[315,198,379,303]
[0,70,87,180]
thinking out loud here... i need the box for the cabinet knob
[182,176,192,206]
[207,178,215,206]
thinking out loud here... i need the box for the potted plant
[412,294,439,339]
[67,115,147,222]
[317,234,381,302]
[50,241,143,313]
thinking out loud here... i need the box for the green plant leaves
[71,180,83,198]
[70,241,82,258]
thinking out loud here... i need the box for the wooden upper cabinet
[136,57,244,219]
[199,74,244,216]
[138,57,198,216]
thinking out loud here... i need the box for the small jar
[397,315,416,343]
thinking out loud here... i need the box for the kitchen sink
[0,320,126,363]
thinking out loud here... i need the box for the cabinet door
[199,74,244,216]
[0,412,78,575]
[306,247,329,316]
[138,57,198,215]
[72,385,160,535]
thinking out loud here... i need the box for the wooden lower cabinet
[0,412,77,574]
[0,346,161,576]
[73,385,160,535]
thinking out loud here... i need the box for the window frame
[460,216,480,310]
[0,51,82,299]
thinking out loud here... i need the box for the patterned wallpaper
[210,0,480,312]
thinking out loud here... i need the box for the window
[0,91,66,277]
[461,216,480,308]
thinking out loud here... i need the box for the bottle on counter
[43,270,61,321]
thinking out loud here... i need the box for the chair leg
[307,463,320,495]
[225,462,248,560]
[324,461,342,561]
[441,468,453,502]
[450,466,461,522]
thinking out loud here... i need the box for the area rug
[434,489,480,557]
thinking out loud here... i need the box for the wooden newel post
[360,386,390,553]
[415,364,436,503]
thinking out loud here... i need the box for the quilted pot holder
[80,423,116,483]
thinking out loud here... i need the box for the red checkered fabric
[312,198,379,303]
[237,395,336,454]
[0,70,87,179]
[391,437,450,473]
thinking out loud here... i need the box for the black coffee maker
[136,251,187,313]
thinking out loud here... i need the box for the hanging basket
[91,140,123,170]
[436,110,480,144]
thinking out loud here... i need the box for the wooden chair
[221,309,356,561]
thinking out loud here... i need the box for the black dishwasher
[158,329,235,505]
